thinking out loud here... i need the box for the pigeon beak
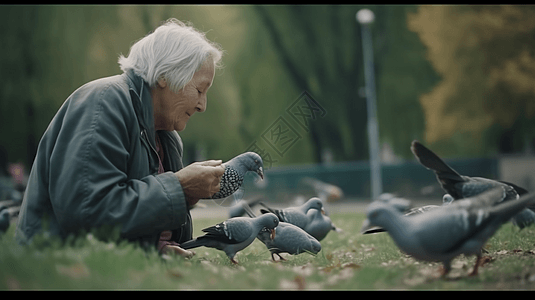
[321,207,326,215]
[257,167,264,180]
[270,228,276,240]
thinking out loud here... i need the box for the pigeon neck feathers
[225,152,263,176]
[255,213,280,230]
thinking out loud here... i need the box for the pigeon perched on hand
[240,202,321,261]
[259,197,324,230]
[179,213,279,264]
[411,140,535,229]
[361,187,535,277]
[210,152,264,200]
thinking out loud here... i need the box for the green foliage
[372,5,441,158]
[3,5,533,170]
[408,5,535,156]
[0,5,437,170]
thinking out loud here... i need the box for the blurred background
[1,5,535,203]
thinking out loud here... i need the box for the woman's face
[152,61,215,132]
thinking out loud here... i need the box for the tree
[407,5,535,156]
[0,5,438,169]
[249,5,438,162]
[372,5,440,158]
[250,5,369,163]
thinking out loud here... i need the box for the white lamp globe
[356,9,375,24]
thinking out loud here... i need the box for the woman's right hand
[174,160,225,206]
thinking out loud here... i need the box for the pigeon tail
[259,202,279,218]
[499,181,535,213]
[411,140,464,182]
[179,237,212,250]
[361,226,387,234]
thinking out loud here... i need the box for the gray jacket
[16,70,193,248]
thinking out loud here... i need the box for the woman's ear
[157,77,167,88]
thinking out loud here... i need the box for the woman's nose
[196,95,207,113]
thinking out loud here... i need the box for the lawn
[1,208,535,290]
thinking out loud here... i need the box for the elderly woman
[15,19,225,257]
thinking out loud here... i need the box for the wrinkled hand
[175,160,225,206]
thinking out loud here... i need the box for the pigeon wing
[212,166,243,199]
[202,218,255,245]
[411,140,464,180]
[259,203,284,221]
[200,222,241,245]
[411,140,467,198]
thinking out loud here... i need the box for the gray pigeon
[258,222,322,261]
[304,208,341,241]
[240,202,321,261]
[361,187,535,277]
[259,197,324,230]
[362,204,458,234]
[301,177,344,214]
[510,207,535,229]
[362,196,447,235]
[411,140,535,229]
[179,213,279,264]
[210,152,264,200]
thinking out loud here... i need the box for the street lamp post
[356,8,383,201]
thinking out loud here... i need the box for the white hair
[118,19,224,93]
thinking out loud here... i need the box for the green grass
[2,211,535,290]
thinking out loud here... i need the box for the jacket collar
[124,69,184,172]
[125,69,156,146]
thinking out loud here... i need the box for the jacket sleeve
[47,81,189,240]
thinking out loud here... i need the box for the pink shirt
[155,133,181,253]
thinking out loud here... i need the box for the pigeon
[210,152,264,200]
[258,222,322,261]
[240,202,321,261]
[301,177,344,214]
[304,208,341,241]
[362,195,447,234]
[179,213,279,264]
[378,195,413,211]
[0,205,10,234]
[360,187,535,277]
[510,206,535,229]
[259,197,324,230]
[362,204,455,234]
[411,140,535,229]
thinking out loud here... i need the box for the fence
[240,157,500,203]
